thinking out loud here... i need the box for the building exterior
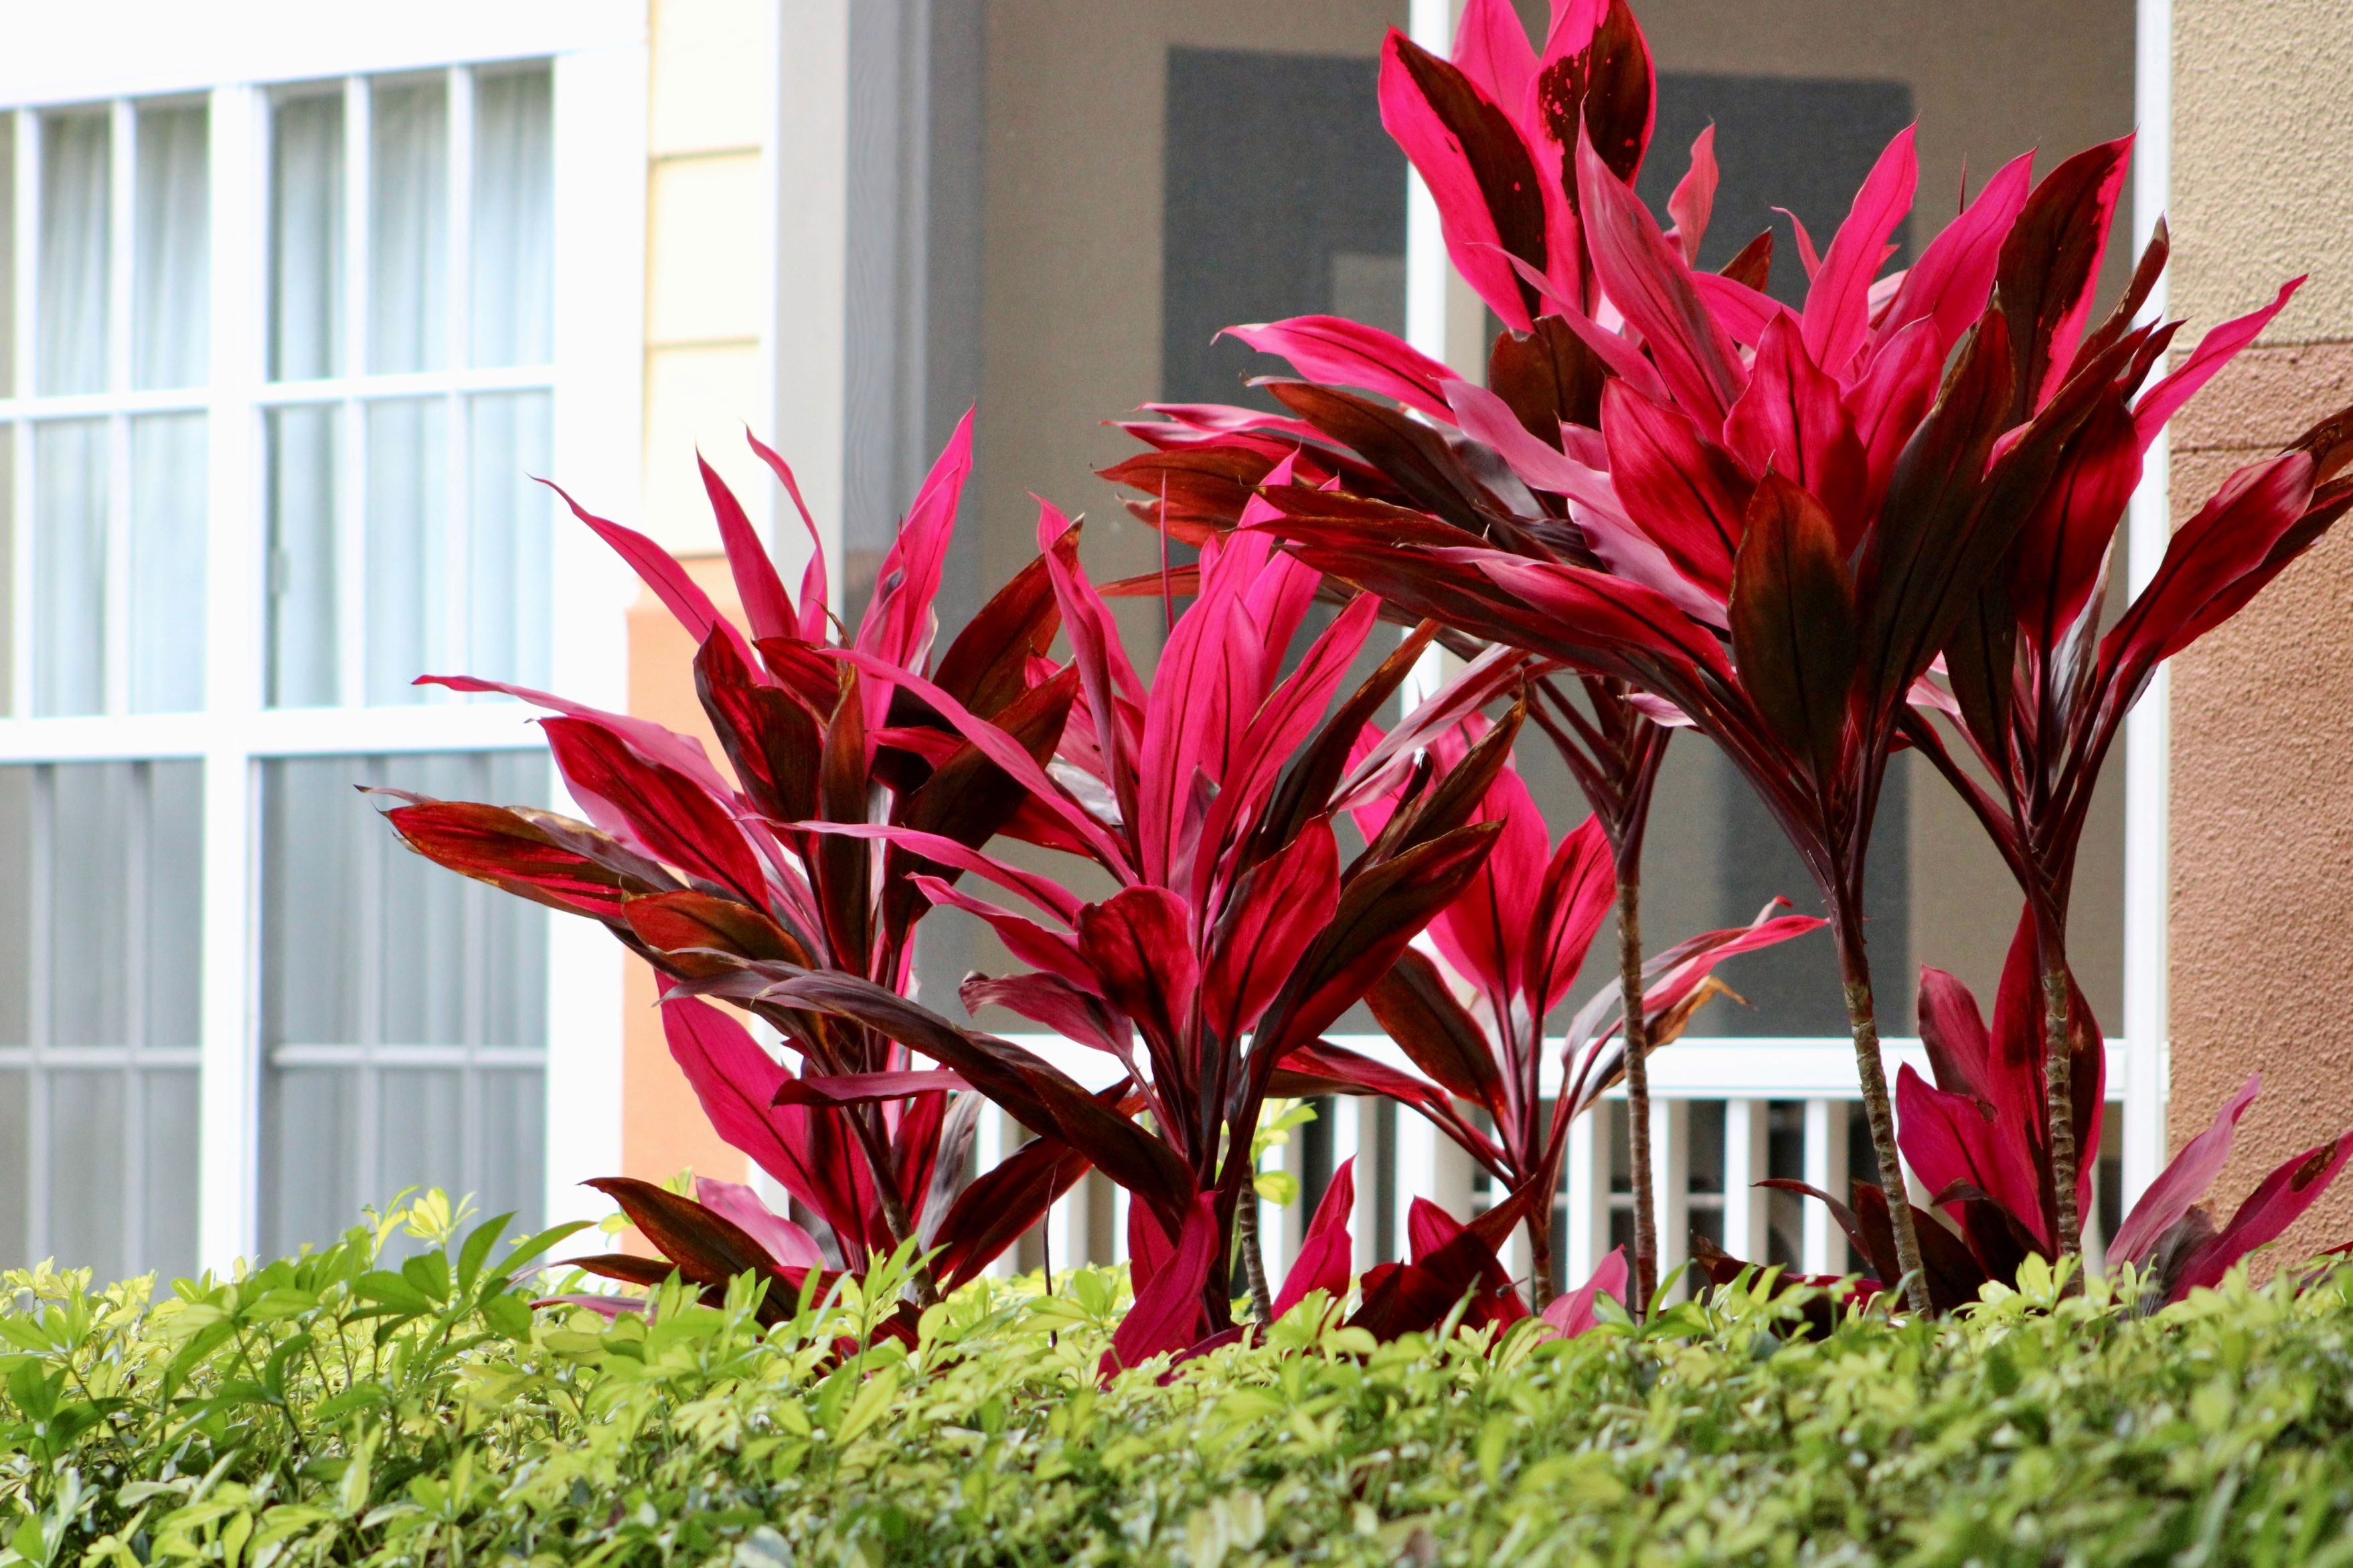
[3,0,2340,1290]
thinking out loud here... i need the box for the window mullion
[11,112,37,720]
[336,76,368,711]
[444,68,473,687]
[24,767,51,1263]
[104,101,134,717]
[195,81,265,1275]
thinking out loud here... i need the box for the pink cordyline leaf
[1574,127,1742,426]
[1801,125,1917,381]
[1666,125,1716,264]
[693,1177,825,1270]
[698,454,798,644]
[1541,1246,1628,1338]
[1103,1192,1220,1380]
[1224,316,1457,422]
[2172,1133,2353,1298]
[2109,1077,2261,1267]
[1271,1156,1358,1320]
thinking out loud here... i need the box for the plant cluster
[380,0,2353,1355]
[11,1212,2353,1567]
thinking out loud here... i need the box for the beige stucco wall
[2167,2,2353,1263]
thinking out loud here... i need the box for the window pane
[266,405,339,707]
[0,1070,24,1269]
[262,752,549,1253]
[145,763,203,1049]
[476,1067,546,1231]
[270,92,344,381]
[379,754,469,1049]
[130,414,208,713]
[379,1067,464,1199]
[50,763,135,1048]
[0,431,13,715]
[471,68,553,367]
[47,1069,127,1280]
[141,1067,200,1279]
[0,768,28,1048]
[467,392,552,689]
[262,1065,359,1254]
[0,117,15,399]
[134,104,209,389]
[262,756,366,1049]
[37,111,110,396]
[365,398,447,703]
[33,419,108,719]
[370,80,447,374]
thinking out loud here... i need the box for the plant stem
[1617,874,1658,1318]
[1527,1205,1556,1309]
[2037,913,2084,1260]
[1834,926,1933,1316]
[1236,1191,1276,1324]
[846,1102,940,1308]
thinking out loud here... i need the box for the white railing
[976,1033,2136,1295]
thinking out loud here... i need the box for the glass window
[0,761,203,1280]
[260,750,549,1255]
[270,92,344,382]
[133,104,209,389]
[37,110,110,397]
[264,67,554,711]
[471,69,553,368]
[15,102,210,721]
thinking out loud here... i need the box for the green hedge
[7,1204,2353,1567]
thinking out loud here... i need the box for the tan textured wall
[2168,1,2353,1262]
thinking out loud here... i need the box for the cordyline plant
[1708,913,2353,1314]
[742,498,1506,1340]
[1250,77,2198,1306]
[382,421,1109,1312]
[1102,0,1774,1310]
[1902,238,2353,1258]
[1289,713,1819,1301]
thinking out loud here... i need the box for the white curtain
[370,82,447,374]
[265,407,339,706]
[467,391,551,688]
[134,106,208,389]
[270,94,343,381]
[471,68,552,367]
[33,421,107,717]
[37,112,108,396]
[364,398,447,704]
[130,415,208,712]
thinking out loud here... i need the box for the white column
[2121,0,2175,1211]
[542,41,647,1230]
[1393,1106,1473,1260]
[770,2,852,596]
[1256,1120,1300,1286]
[196,84,264,1274]
[1564,1102,1611,1286]
[974,1105,1018,1280]
[1331,1094,1385,1268]
[1651,1099,1689,1303]
[1802,1099,1848,1276]
[1111,1183,1132,1268]
[1047,1179,1087,1274]
[1721,1100,1769,1264]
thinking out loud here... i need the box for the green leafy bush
[7,1200,2353,1568]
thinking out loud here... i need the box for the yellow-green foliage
[6,1201,2353,1567]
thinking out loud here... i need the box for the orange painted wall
[619,555,752,1192]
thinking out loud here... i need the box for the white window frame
[0,8,644,1276]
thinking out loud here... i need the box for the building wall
[2168,1,2353,1259]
